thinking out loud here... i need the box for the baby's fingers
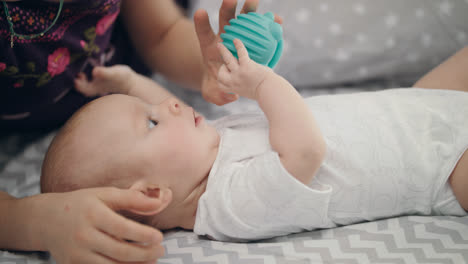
[74,73,97,97]
[217,43,238,72]
[233,39,250,65]
[217,64,239,97]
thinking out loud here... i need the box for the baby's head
[41,94,220,229]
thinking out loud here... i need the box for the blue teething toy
[220,12,283,68]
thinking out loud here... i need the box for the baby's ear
[129,180,173,215]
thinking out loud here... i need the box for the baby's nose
[166,97,181,114]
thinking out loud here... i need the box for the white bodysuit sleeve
[195,151,333,242]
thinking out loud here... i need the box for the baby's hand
[74,65,134,97]
[217,39,273,100]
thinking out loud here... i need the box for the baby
[41,41,468,242]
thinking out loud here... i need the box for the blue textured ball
[221,12,283,68]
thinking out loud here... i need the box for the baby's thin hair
[41,103,92,193]
[41,99,132,193]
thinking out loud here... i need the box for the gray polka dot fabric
[190,0,468,87]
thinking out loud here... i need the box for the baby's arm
[217,39,326,185]
[75,65,176,105]
[413,46,468,92]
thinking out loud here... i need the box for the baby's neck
[178,175,209,230]
[149,174,209,231]
[153,140,219,230]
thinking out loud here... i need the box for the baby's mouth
[193,109,203,127]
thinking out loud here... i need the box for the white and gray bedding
[2,0,468,262]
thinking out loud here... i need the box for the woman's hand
[194,0,282,105]
[217,39,272,100]
[40,187,165,264]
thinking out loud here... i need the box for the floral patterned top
[0,0,149,130]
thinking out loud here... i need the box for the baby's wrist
[254,69,275,101]
[120,69,137,95]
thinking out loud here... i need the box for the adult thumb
[194,9,216,47]
[98,187,164,215]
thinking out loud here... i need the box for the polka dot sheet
[190,0,468,88]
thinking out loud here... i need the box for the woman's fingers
[93,188,164,243]
[194,9,217,47]
[98,188,163,215]
[203,87,238,106]
[90,229,164,263]
[94,204,163,245]
[240,0,283,24]
[240,0,259,14]
[218,0,237,34]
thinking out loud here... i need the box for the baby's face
[85,94,220,189]
[136,96,220,181]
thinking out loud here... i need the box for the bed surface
[1,82,467,264]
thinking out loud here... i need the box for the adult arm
[217,39,326,185]
[0,188,165,263]
[120,0,203,91]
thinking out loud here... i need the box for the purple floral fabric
[0,0,147,131]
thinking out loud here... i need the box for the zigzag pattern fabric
[161,216,468,264]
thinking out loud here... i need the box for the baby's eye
[148,119,158,129]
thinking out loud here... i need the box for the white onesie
[194,88,468,242]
